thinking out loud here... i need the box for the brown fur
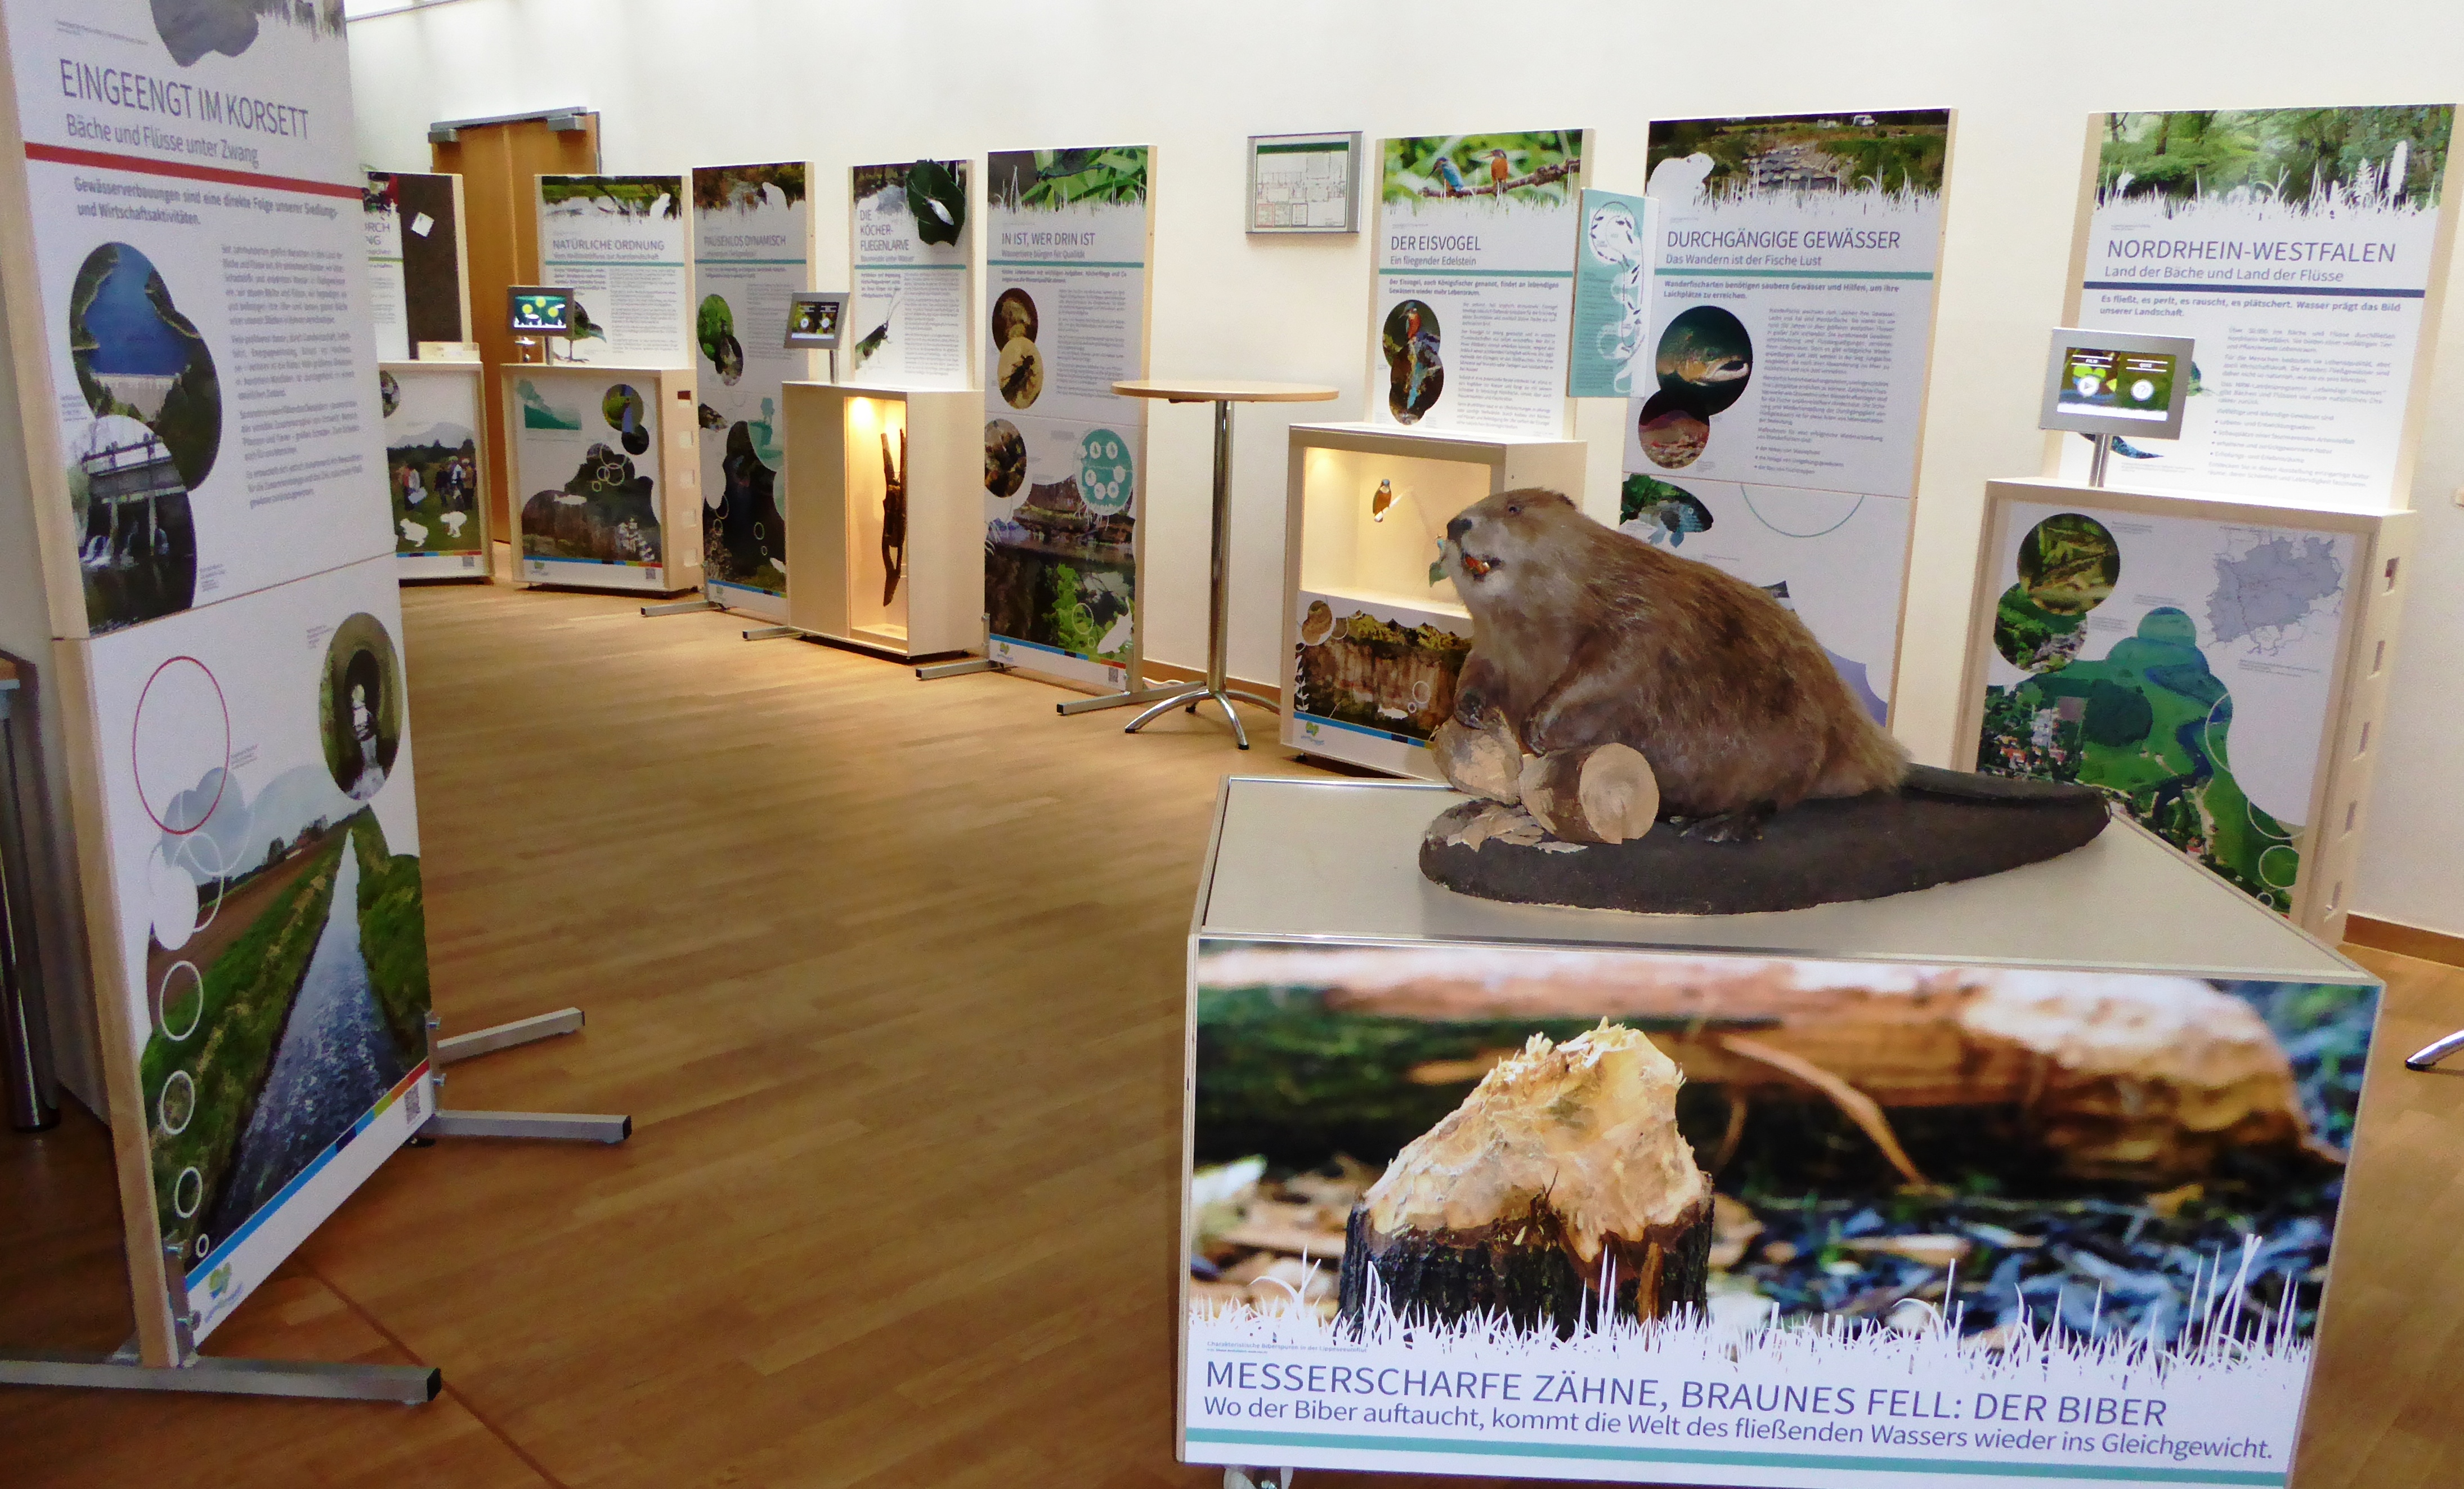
[1441,488,1906,819]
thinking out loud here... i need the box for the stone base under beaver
[1419,766,2111,915]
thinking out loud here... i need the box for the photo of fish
[1655,304,1753,416]
[1381,299,1442,424]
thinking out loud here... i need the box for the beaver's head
[1441,488,1577,605]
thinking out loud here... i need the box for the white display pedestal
[380,361,492,584]
[1278,422,1584,777]
[779,382,982,660]
[1179,776,2382,1489]
[505,363,700,596]
[1955,477,2413,941]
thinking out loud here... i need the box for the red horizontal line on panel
[24,142,359,200]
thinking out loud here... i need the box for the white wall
[344,0,2464,938]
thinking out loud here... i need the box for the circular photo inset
[1655,305,1753,416]
[132,655,229,835]
[1077,427,1133,513]
[996,337,1045,410]
[603,383,649,455]
[697,294,745,386]
[378,369,401,418]
[73,412,200,631]
[984,420,1027,497]
[69,242,221,490]
[1636,391,1710,469]
[991,288,1039,350]
[2016,512,2120,616]
[1300,600,1335,647]
[1382,299,1443,424]
[156,960,203,1042]
[320,612,404,802]
[158,1067,195,1135]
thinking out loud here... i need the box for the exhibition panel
[2050,107,2459,506]
[535,173,691,367]
[1960,479,2411,939]
[1369,132,1588,439]
[781,381,982,660]
[379,361,491,581]
[361,170,472,364]
[1280,423,1584,776]
[691,162,811,621]
[1182,777,2378,1488]
[0,0,454,1378]
[845,158,974,391]
[979,146,1154,691]
[508,364,700,594]
[1620,111,1954,723]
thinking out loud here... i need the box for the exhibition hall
[5,2,2464,1486]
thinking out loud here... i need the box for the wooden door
[433,116,601,546]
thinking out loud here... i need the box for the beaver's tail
[1811,708,1911,801]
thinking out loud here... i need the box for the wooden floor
[5,573,2463,1488]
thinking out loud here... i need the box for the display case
[378,361,491,583]
[504,364,700,595]
[778,382,983,660]
[1279,422,1585,776]
[1955,477,2412,940]
[1180,775,2384,1489]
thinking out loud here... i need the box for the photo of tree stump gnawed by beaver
[1189,941,2371,1369]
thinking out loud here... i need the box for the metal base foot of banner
[436,1006,583,1064]
[420,1110,630,1143]
[421,1007,631,1146]
[640,597,722,617]
[916,656,1003,681]
[1223,1469,1294,1489]
[0,1351,438,1403]
[741,625,798,640]
[1056,683,1182,718]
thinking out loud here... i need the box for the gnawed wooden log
[1430,715,1524,803]
[1198,946,2322,1184]
[1519,744,1659,844]
[1337,1024,1712,1335]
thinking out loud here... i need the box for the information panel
[1973,495,2355,914]
[1620,111,1955,722]
[362,169,464,363]
[3,0,395,640]
[980,146,1150,690]
[536,174,689,366]
[1184,937,2373,1489]
[691,162,807,619]
[1370,131,1585,438]
[847,159,972,390]
[2055,107,2457,506]
[71,553,432,1343]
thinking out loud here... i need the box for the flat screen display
[509,287,575,336]
[784,292,847,349]
[2039,328,2195,440]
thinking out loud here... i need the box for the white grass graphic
[1195,1232,2306,1388]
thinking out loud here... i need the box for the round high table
[1083,378,1339,749]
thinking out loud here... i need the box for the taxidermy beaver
[1436,488,1906,843]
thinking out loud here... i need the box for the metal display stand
[0,1006,626,1402]
[1073,381,1338,748]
